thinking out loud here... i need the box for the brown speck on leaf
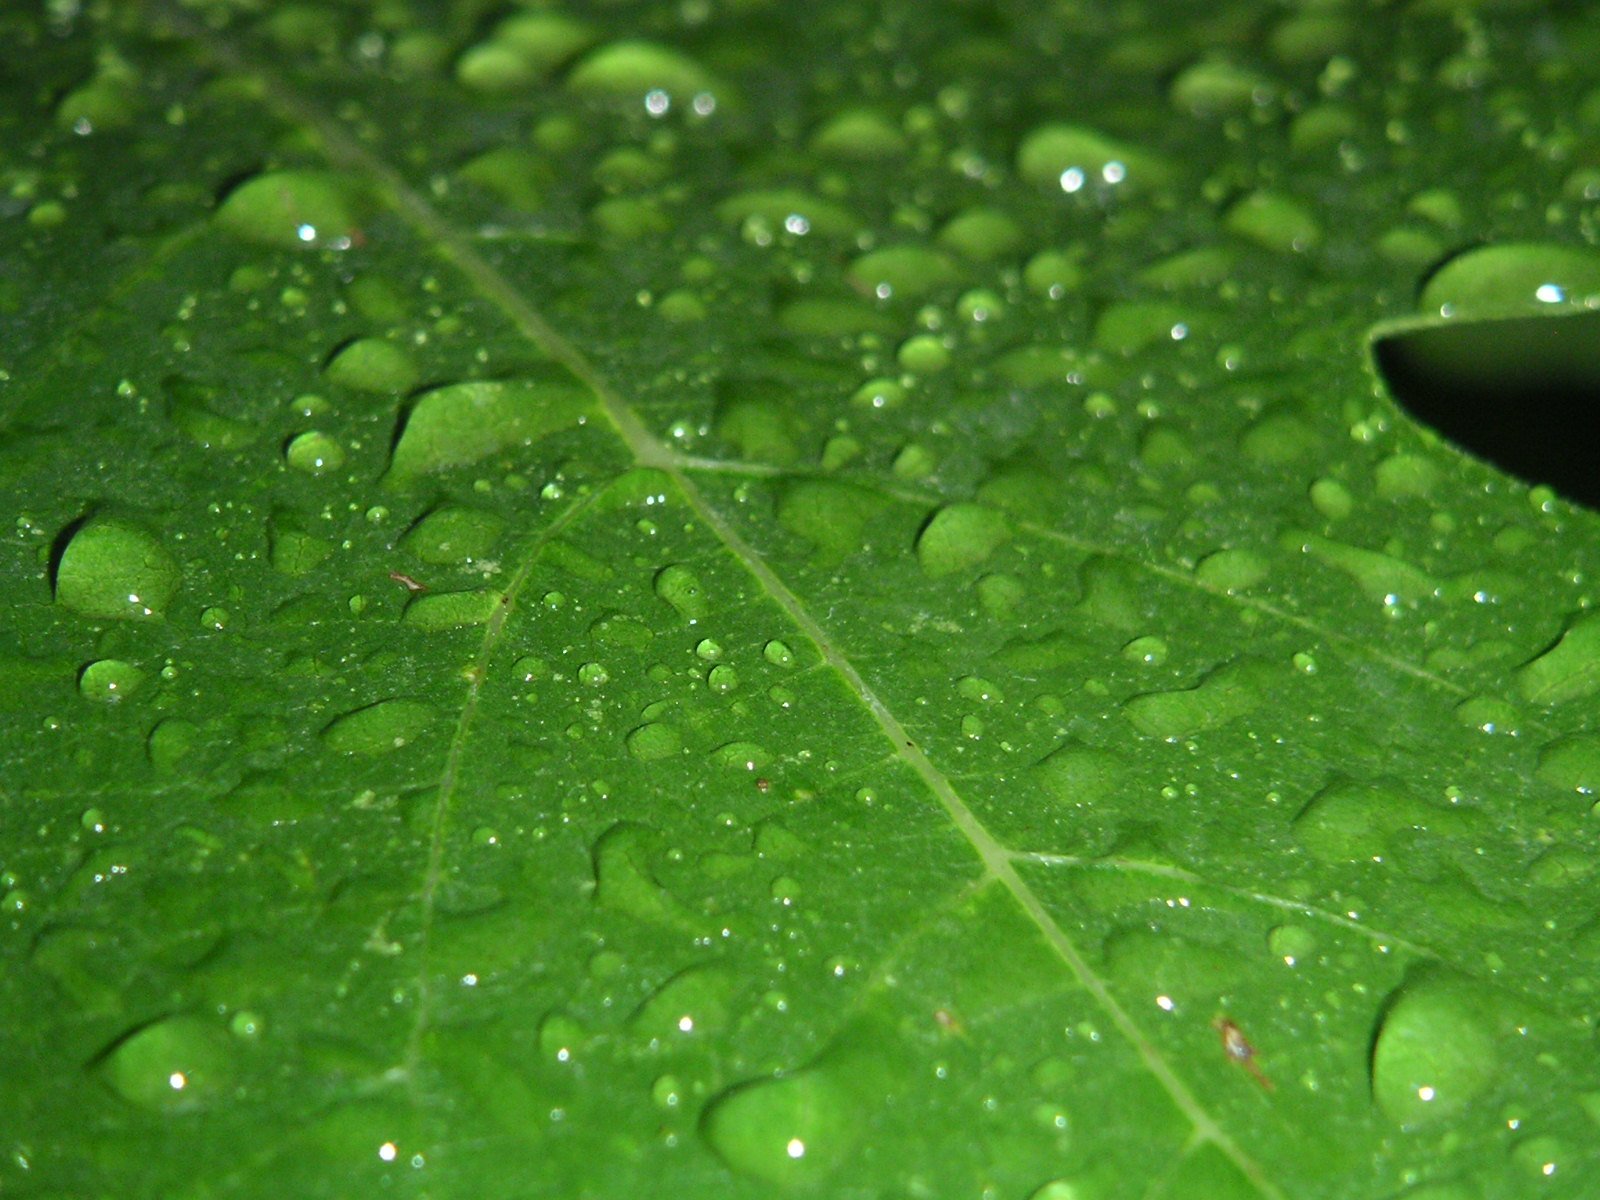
[1213,1016,1274,1092]
[388,571,427,593]
[755,778,770,792]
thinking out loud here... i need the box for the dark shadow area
[1374,310,1600,510]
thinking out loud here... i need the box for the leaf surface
[3,2,1600,1197]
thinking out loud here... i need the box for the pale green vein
[1015,850,1434,960]
[400,490,603,1080]
[177,14,1276,1192]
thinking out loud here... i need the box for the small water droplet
[653,564,708,622]
[78,658,145,702]
[284,430,346,475]
[763,640,794,667]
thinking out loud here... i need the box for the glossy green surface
[3,1,1599,1196]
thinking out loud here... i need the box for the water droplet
[810,109,908,160]
[284,430,346,475]
[592,821,695,928]
[78,658,145,701]
[387,377,590,483]
[403,589,503,629]
[915,504,1010,577]
[1536,733,1600,794]
[897,333,950,375]
[707,664,739,694]
[538,1011,587,1064]
[701,1034,885,1185]
[1267,924,1316,963]
[631,965,736,1040]
[1371,973,1501,1126]
[763,641,795,667]
[269,525,333,576]
[777,479,887,567]
[1015,124,1173,190]
[566,40,722,107]
[717,188,861,239]
[400,506,505,566]
[1122,636,1168,666]
[214,170,369,249]
[846,245,961,301]
[956,676,1003,704]
[1224,190,1321,253]
[1031,743,1124,807]
[199,606,229,630]
[1292,778,1442,863]
[1309,477,1354,521]
[322,699,436,755]
[55,518,180,620]
[1169,59,1274,117]
[1517,613,1600,706]
[1195,549,1268,593]
[1420,242,1600,319]
[627,722,682,761]
[653,564,708,622]
[1124,659,1272,739]
[936,207,1023,261]
[98,1015,237,1112]
[324,338,421,394]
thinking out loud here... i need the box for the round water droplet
[897,334,950,375]
[78,658,145,701]
[627,722,682,761]
[214,170,369,249]
[764,640,794,667]
[956,676,1003,703]
[707,664,739,694]
[1267,924,1316,962]
[1371,974,1501,1126]
[1225,190,1321,253]
[99,1015,237,1113]
[285,430,346,475]
[1195,548,1268,593]
[578,662,610,687]
[55,518,180,620]
[566,39,722,106]
[1122,636,1168,666]
[701,1068,858,1185]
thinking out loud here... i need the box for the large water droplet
[566,40,723,107]
[98,1015,238,1113]
[1124,659,1272,739]
[915,504,1010,577]
[322,699,436,755]
[701,1022,894,1185]
[55,518,180,620]
[627,722,683,760]
[400,506,505,566]
[632,965,736,1040]
[324,338,421,394]
[1015,124,1173,191]
[1371,974,1501,1126]
[387,376,590,483]
[214,170,369,249]
[1517,613,1600,706]
[79,658,145,701]
[1419,242,1600,319]
[1536,734,1600,794]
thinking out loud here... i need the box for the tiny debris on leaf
[1213,1015,1274,1091]
[388,570,428,593]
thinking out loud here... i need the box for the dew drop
[653,564,708,622]
[1535,734,1600,794]
[1371,974,1501,1126]
[1419,242,1600,319]
[627,722,683,761]
[387,377,590,483]
[98,1015,237,1113]
[214,170,369,249]
[325,338,421,394]
[55,518,180,620]
[78,658,145,702]
[764,641,794,667]
[915,504,1010,577]
[321,699,436,755]
[400,506,505,566]
[284,430,346,475]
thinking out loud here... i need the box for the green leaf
[3,2,1599,1198]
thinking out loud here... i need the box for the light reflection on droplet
[1060,167,1085,193]
[786,1138,806,1159]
